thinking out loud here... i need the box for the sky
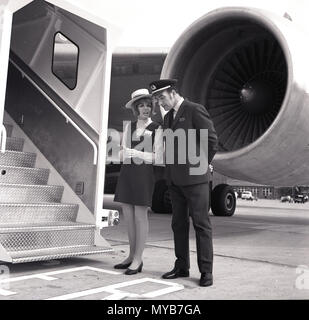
[69,0,309,48]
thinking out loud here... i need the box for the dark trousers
[169,182,213,274]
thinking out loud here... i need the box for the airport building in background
[227,179,309,199]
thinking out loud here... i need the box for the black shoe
[162,267,189,279]
[114,262,132,269]
[124,262,143,275]
[200,273,213,287]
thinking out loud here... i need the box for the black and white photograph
[0,0,308,312]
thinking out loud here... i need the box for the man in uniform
[150,79,218,287]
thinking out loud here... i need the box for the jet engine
[161,7,309,187]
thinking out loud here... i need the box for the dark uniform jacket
[163,99,218,186]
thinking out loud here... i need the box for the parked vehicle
[241,191,254,200]
[280,195,293,203]
[293,194,308,203]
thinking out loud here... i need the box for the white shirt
[136,118,152,137]
[173,97,184,118]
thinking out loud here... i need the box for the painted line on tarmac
[46,277,184,300]
[103,292,132,300]
[138,278,185,299]
[0,266,184,299]
[0,288,16,296]
[0,266,121,296]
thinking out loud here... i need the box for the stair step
[0,222,95,232]
[3,124,13,137]
[0,120,106,264]
[0,203,78,224]
[0,166,49,185]
[10,245,113,264]
[0,225,95,251]
[6,137,24,151]
[0,183,64,203]
[0,151,36,167]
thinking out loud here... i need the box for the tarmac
[0,198,309,300]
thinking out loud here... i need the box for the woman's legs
[129,205,149,270]
[120,203,135,264]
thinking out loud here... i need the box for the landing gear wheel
[211,184,236,216]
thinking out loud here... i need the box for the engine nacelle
[161,7,309,186]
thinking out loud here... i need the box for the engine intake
[162,7,309,186]
[207,36,287,152]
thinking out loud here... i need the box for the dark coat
[163,99,218,186]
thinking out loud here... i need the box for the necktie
[168,109,175,128]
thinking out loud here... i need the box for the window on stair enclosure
[52,32,79,90]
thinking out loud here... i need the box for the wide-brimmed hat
[125,88,152,109]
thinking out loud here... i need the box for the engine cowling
[161,7,309,186]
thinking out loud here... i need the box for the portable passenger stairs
[0,121,112,263]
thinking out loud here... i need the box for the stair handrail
[0,124,7,154]
[9,53,98,165]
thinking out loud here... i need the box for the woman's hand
[123,148,153,163]
[123,148,137,159]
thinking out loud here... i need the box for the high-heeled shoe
[114,262,132,269]
[124,262,143,275]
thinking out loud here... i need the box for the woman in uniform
[114,88,163,275]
